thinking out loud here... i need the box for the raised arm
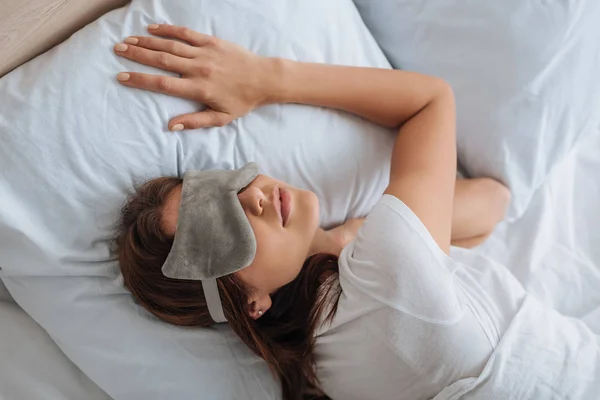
[115,24,456,253]
[269,61,456,253]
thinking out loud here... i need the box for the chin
[301,189,320,227]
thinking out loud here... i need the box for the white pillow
[353,0,600,219]
[0,0,392,399]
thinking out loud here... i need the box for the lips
[280,188,292,227]
[273,187,291,227]
[274,187,284,227]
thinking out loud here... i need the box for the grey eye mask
[161,163,259,323]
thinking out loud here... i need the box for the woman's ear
[248,293,272,320]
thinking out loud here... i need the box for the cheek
[254,224,301,267]
[249,222,308,288]
[305,191,320,229]
[296,191,320,244]
[297,188,319,216]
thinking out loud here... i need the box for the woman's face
[235,174,320,315]
[162,173,320,318]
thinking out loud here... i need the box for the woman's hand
[310,218,365,258]
[114,24,276,131]
[327,218,365,250]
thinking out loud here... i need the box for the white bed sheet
[0,280,110,400]
[478,129,600,335]
[0,279,11,303]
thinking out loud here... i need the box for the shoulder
[331,194,463,325]
[371,194,440,245]
[347,194,452,273]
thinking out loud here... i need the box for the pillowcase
[0,300,110,400]
[353,0,600,219]
[0,0,392,399]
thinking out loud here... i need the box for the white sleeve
[338,194,463,324]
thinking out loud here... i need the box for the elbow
[435,79,456,108]
[480,178,512,234]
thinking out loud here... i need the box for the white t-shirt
[315,195,527,400]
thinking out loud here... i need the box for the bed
[0,1,598,399]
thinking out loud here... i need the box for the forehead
[161,184,182,236]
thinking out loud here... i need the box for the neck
[307,228,343,258]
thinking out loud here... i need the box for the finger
[123,36,196,58]
[116,72,197,99]
[147,24,217,47]
[169,110,234,131]
[114,42,189,74]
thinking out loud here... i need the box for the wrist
[260,57,292,106]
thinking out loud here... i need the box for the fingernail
[171,124,184,131]
[124,37,139,45]
[148,24,159,30]
[114,43,128,52]
[117,72,130,81]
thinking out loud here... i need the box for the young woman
[114,25,523,400]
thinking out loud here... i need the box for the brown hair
[114,177,341,400]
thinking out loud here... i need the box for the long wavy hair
[114,177,341,400]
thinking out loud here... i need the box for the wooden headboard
[0,0,130,77]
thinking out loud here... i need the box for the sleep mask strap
[202,278,227,323]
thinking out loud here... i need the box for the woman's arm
[270,60,451,128]
[268,60,456,253]
[115,25,456,253]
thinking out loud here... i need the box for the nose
[238,186,265,216]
